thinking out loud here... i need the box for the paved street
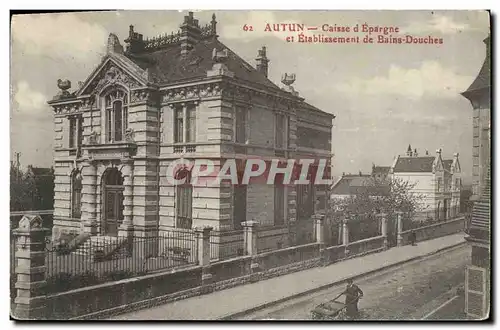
[237,244,469,320]
[109,234,466,320]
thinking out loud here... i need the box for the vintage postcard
[10,10,491,320]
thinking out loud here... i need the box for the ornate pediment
[80,59,144,96]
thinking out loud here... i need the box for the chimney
[180,11,202,57]
[359,170,362,176]
[414,148,418,157]
[107,33,124,54]
[124,25,145,54]
[426,150,429,156]
[256,46,270,77]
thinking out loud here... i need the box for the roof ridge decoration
[125,13,218,54]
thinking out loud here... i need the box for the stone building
[461,34,490,319]
[389,145,461,220]
[47,12,334,252]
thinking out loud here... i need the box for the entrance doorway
[102,168,124,236]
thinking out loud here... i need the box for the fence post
[242,221,258,256]
[242,221,260,282]
[313,213,327,265]
[378,213,388,249]
[195,226,213,294]
[13,215,49,320]
[342,216,350,256]
[396,211,403,246]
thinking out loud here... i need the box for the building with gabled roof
[390,145,461,220]
[46,12,334,255]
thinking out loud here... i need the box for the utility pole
[14,152,21,183]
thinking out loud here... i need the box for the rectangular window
[174,107,184,143]
[275,113,287,149]
[296,180,314,220]
[186,105,196,143]
[233,185,247,230]
[78,117,83,148]
[176,185,192,229]
[437,178,443,192]
[235,107,247,144]
[274,185,285,226]
[69,117,76,148]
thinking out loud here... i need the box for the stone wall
[45,265,203,319]
[400,217,465,245]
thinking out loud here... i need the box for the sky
[10,10,490,181]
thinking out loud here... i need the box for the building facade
[389,145,461,220]
[47,12,334,252]
[461,34,491,319]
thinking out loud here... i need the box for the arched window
[175,167,192,229]
[105,90,128,142]
[71,170,82,219]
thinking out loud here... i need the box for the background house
[389,145,461,221]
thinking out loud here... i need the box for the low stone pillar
[396,212,403,246]
[314,213,325,245]
[13,215,49,320]
[242,221,258,256]
[195,226,213,294]
[242,221,260,282]
[378,213,388,249]
[342,217,350,256]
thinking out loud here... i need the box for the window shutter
[465,265,488,319]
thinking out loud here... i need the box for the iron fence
[43,229,198,294]
[210,230,245,261]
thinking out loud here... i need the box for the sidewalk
[109,233,466,320]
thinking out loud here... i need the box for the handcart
[311,292,357,320]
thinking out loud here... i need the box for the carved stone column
[81,160,98,235]
[119,160,134,239]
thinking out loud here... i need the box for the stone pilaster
[195,226,213,294]
[13,215,49,320]
[81,160,98,235]
[119,160,134,239]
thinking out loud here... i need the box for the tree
[10,162,36,212]
[325,175,425,243]
[329,175,424,216]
